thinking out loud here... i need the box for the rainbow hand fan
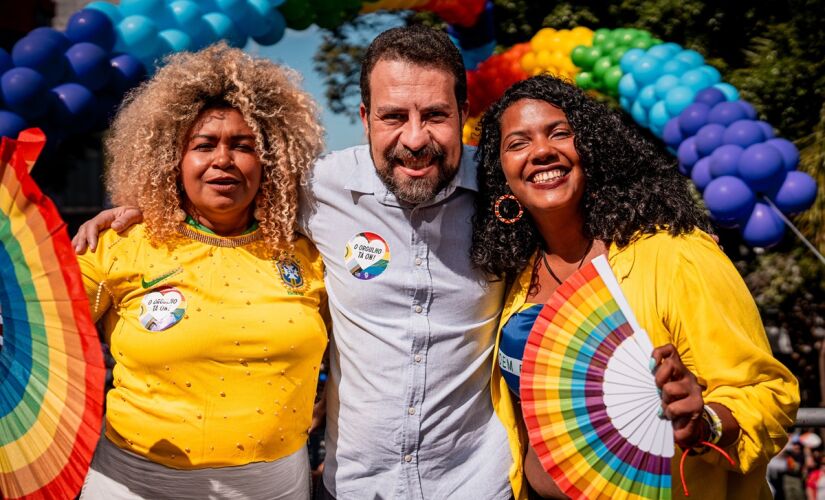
[0,129,104,499]
[520,255,673,500]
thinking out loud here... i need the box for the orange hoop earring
[494,194,523,224]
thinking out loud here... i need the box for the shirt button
[414,305,423,313]
[414,354,422,363]
[408,407,416,415]
[404,454,413,463]
[414,258,422,266]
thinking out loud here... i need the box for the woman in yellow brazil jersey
[471,75,799,500]
[76,43,326,499]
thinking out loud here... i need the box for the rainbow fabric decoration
[0,129,104,499]
[520,255,673,500]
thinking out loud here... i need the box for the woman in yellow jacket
[471,75,799,499]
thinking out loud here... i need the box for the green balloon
[610,46,629,64]
[618,30,636,45]
[593,28,610,45]
[571,45,589,68]
[601,39,618,52]
[576,71,594,90]
[631,37,654,50]
[580,46,603,70]
[592,56,613,81]
[603,65,624,91]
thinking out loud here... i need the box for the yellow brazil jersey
[77,222,328,469]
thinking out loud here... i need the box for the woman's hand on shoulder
[72,206,143,254]
[652,344,707,449]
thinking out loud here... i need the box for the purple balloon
[738,143,785,192]
[691,156,713,191]
[50,83,97,132]
[765,138,799,171]
[65,42,112,91]
[742,202,785,248]
[735,100,758,120]
[677,102,710,137]
[0,48,11,73]
[709,144,744,178]
[11,35,66,86]
[66,8,117,52]
[29,27,71,51]
[677,136,700,168]
[695,123,726,157]
[703,175,755,224]
[770,171,818,214]
[0,110,27,139]
[756,121,775,140]
[708,101,748,126]
[108,54,147,97]
[1,67,49,119]
[663,118,684,148]
[694,87,726,108]
[723,119,765,148]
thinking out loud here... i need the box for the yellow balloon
[520,52,538,72]
[531,67,545,76]
[536,50,552,69]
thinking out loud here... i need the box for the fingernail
[649,358,656,373]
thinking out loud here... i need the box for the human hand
[72,206,143,254]
[652,343,707,449]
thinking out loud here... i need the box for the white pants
[80,436,310,500]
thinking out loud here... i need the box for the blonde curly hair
[105,43,324,252]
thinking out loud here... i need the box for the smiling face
[360,59,467,204]
[180,107,262,234]
[499,98,586,218]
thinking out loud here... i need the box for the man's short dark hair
[360,25,467,113]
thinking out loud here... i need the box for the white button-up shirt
[300,145,511,499]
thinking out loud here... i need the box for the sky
[244,21,397,152]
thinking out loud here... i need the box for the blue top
[498,303,542,397]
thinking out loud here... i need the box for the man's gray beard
[368,137,461,205]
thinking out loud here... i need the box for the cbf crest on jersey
[275,254,307,295]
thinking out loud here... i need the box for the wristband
[702,404,723,446]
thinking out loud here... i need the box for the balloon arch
[0,0,817,249]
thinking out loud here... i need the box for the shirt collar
[344,144,479,207]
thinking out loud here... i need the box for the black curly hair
[471,75,712,281]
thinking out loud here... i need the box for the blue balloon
[637,84,658,110]
[1,68,49,119]
[66,9,117,51]
[632,56,662,86]
[770,171,817,214]
[620,48,646,73]
[654,74,680,100]
[694,87,726,107]
[709,144,743,178]
[93,91,120,131]
[742,202,785,248]
[649,101,671,131]
[120,0,167,18]
[618,73,639,101]
[708,101,748,126]
[65,42,111,91]
[662,118,683,149]
[0,48,11,74]
[108,53,147,97]
[694,123,726,157]
[735,100,757,120]
[674,49,704,68]
[630,100,648,127]
[117,15,161,59]
[85,1,124,24]
[703,175,755,224]
[665,86,695,116]
[722,120,765,148]
[0,110,27,139]
[168,1,206,36]
[713,82,739,101]
[244,0,277,38]
[677,136,699,168]
[765,138,799,171]
[215,0,252,27]
[738,143,784,192]
[756,121,775,140]
[679,68,713,93]
[648,42,681,60]
[50,83,98,132]
[691,156,713,191]
[29,27,71,51]
[699,65,722,85]
[202,12,246,48]
[11,35,66,86]
[158,29,193,55]
[677,102,710,137]
[662,58,690,76]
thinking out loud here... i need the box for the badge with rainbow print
[520,255,673,500]
[345,232,390,280]
[139,286,187,332]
